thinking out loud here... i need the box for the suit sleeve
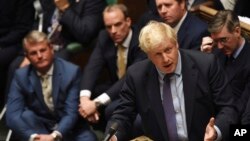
[105,78,125,100]
[6,74,36,140]
[241,85,250,124]
[209,56,238,140]
[106,69,138,141]
[56,67,82,135]
[238,72,250,124]
[60,0,106,44]
[80,39,106,91]
[0,0,34,48]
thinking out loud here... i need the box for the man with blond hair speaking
[105,21,238,141]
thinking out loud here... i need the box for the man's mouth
[163,63,171,68]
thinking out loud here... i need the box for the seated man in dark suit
[6,30,96,141]
[136,0,209,50]
[200,10,250,123]
[78,4,146,126]
[106,21,238,141]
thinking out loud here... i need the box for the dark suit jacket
[107,49,238,141]
[6,58,82,140]
[39,0,106,45]
[136,12,209,50]
[0,0,34,64]
[177,12,209,50]
[214,40,250,123]
[80,28,146,100]
[234,0,250,18]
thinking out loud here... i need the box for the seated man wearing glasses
[201,10,250,122]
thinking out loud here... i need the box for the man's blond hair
[139,21,177,53]
[23,30,50,52]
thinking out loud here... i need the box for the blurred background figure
[136,0,209,50]
[0,0,34,108]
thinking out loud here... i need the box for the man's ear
[234,26,241,37]
[126,17,132,26]
[23,51,28,58]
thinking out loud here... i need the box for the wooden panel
[197,5,250,37]
[118,0,148,23]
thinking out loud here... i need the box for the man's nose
[160,5,167,13]
[163,54,169,63]
[111,26,117,33]
[37,51,42,58]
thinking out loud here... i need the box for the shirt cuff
[52,130,62,139]
[214,125,222,141]
[80,90,91,97]
[94,93,111,105]
[29,133,38,141]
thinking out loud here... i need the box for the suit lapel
[146,63,169,141]
[226,42,250,81]
[127,27,139,67]
[109,42,118,78]
[177,13,190,49]
[52,59,61,107]
[180,51,198,134]
[29,67,48,108]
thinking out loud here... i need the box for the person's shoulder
[181,49,216,62]
[245,39,250,47]
[15,65,30,76]
[97,29,112,42]
[55,57,80,71]
[124,59,152,80]
[13,65,33,84]
[187,12,207,23]
[98,29,109,37]
[186,12,208,27]
[127,59,152,73]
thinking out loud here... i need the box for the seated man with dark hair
[201,10,250,125]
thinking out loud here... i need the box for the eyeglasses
[213,36,231,45]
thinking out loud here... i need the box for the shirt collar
[37,64,54,76]
[116,29,132,49]
[232,38,245,59]
[187,0,195,10]
[173,11,187,33]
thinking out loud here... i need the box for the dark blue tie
[225,56,235,66]
[162,75,178,141]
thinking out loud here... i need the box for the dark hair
[208,10,240,34]
[103,4,129,18]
